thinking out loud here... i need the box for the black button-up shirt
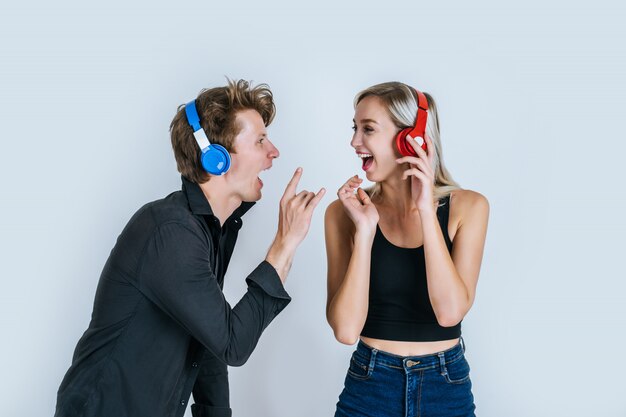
[55,177,291,417]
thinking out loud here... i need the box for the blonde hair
[354,81,461,204]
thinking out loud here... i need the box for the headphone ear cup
[212,144,231,173]
[200,145,231,175]
[396,127,417,157]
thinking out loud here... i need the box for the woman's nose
[350,133,361,149]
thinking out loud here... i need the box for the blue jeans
[334,338,476,417]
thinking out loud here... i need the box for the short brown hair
[170,79,276,184]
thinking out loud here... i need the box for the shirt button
[192,362,198,368]
[180,400,186,406]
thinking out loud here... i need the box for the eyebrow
[353,118,379,124]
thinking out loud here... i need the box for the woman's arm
[325,175,380,344]
[421,190,490,327]
[325,199,375,345]
[398,135,490,327]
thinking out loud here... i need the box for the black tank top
[360,195,461,342]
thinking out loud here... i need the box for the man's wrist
[265,238,296,283]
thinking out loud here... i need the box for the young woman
[325,82,489,417]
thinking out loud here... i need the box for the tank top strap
[437,194,453,249]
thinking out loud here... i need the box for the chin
[248,187,262,202]
[365,170,382,183]
[368,171,396,185]
[234,190,257,203]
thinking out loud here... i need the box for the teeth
[357,153,373,159]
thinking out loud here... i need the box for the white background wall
[1,1,625,416]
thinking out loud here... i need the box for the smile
[357,153,374,171]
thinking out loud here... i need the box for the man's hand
[266,167,325,282]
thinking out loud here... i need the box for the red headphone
[395,89,429,157]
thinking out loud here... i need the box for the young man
[54,80,325,417]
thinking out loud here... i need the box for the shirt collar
[181,176,256,219]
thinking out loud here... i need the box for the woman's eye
[258,138,265,143]
[351,125,357,132]
[364,127,374,133]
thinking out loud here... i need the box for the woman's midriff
[360,336,460,356]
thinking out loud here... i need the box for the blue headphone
[184,100,231,175]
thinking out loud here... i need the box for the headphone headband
[415,89,428,111]
[185,100,211,151]
[410,89,428,138]
[185,100,202,131]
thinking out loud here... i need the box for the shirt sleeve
[137,221,291,367]
[191,350,231,417]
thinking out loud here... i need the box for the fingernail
[296,167,302,172]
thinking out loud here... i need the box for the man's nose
[268,140,279,159]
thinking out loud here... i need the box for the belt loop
[437,351,447,376]
[369,348,378,372]
[460,336,466,354]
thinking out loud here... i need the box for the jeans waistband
[355,337,466,372]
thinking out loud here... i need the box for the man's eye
[258,138,265,143]
[351,125,357,131]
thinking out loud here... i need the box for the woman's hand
[337,175,379,234]
[396,134,436,214]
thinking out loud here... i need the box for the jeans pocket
[347,351,373,380]
[442,356,471,385]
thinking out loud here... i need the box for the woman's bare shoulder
[449,189,489,240]
[325,198,355,233]
[450,189,489,208]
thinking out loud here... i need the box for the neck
[378,175,417,216]
[198,176,242,226]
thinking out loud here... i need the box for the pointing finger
[283,167,303,199]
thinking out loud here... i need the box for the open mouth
[257,165,271,187]
[357,153,374,171]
